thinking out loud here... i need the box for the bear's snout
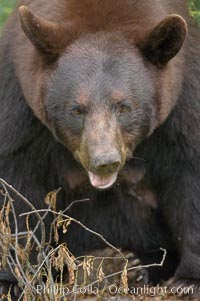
[92,151,121,174]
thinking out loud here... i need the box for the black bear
[0,0,200,299]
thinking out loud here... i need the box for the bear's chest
[59,166,169,256]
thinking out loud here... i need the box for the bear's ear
[140,15,187,66]
[19,6,74,57]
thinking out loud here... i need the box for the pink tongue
[88,171,118,189]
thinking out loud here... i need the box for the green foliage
[190,0,200,24]
[0,0,17,31]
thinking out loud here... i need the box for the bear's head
[19,6,187,189]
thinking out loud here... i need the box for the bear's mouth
[88,171,118,189]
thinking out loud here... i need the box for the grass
[0,179,197,300]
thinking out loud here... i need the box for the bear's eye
[116,102,131,115]
[71,106,87,117]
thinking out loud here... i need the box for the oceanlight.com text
[36,284,194,297]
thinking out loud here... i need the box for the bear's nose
[92,152,121,173]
